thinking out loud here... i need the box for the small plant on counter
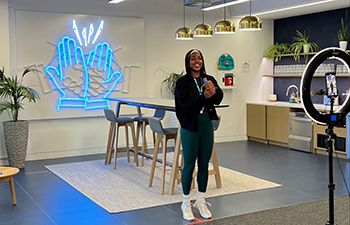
[338,18,349,41]
[289,30,319,61]
[264,43,290,62]
[338,18,348,50]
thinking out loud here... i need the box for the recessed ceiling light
[108,0,126,4]
[253,0,336,16]
[203,0,250,11]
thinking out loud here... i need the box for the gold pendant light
[176,0,193,40]
[239,0,262,31]
[214,1,235,34]
[194,0,213,37]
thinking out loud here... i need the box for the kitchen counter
[247,101,341,111]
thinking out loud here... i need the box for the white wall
[144,13,273,142]
[0,0,10,160]
[0,4,274,162]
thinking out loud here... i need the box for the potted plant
[289,30,319,61]
[161,72,183,98]
[264,43,290,62]
[338,18,348,51]
[0,67,39,168]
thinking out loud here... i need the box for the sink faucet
[286,85,300,103]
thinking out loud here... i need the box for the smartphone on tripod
[325,72,338,98]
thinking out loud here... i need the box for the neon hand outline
[85,42,123,109]
[45,36,89,110]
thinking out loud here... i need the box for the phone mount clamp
[300,47,350,225]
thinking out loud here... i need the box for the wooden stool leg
[125,125,130,163]
[176,152,184,185]
[211,144,222,188]
[129,123,139,167]
[136,121,141,148]
[108,123,116,164]
[152,132,156,148]
[169,130,181,195]
[9,176,17,206]
[105,122,115,165]
[141,121,147,166]
[161,137,167,194]
[113,125,120,169]
[149,134,161,187]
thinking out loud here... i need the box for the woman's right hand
[204,87,215,99]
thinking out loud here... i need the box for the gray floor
[0,141,349,225]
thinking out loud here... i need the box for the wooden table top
[0,167,20,178]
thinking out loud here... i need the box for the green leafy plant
[0,67,39,121]
[289,30,319,61]
[338,18,348,41]
[264,43,290,62]
[161,72,183,98]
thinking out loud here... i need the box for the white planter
[303,44,310,54]
[339,41,347,51]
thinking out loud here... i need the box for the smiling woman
[175,49,223,221]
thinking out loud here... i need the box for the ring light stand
[300,47,350,225]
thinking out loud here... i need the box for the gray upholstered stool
[133,109,166,166]
[104,109,139,169]
[147,117,178,194]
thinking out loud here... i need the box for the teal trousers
[180,114,214,195]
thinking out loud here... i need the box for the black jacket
[175,73,223,132]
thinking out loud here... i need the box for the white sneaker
[193,198,212,219]
[181,201,195,221]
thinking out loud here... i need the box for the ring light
[300,47,350,125]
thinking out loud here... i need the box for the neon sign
[45,20,123,110]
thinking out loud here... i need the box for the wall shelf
[263,74,350,78]
[221,86,234,90]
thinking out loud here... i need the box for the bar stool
[104,109,139,169]
[133,109,166,166]
[147,117,178,194]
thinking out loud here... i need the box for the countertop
[246,101,341,111]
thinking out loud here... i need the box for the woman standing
[175,49,223,221]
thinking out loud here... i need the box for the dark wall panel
[273,7,350,104]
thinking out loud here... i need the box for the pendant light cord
[183,0,185,27]
[249,0,252,16]
[202,0,205,24]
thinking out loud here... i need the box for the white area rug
[46,156,281,213]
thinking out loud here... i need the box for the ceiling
[9,0,350,19]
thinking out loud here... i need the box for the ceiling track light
[176,0,193,40]
[194,0,213,37]
[108,0,126,4]
[239,0,262,31]
[214,1,235,34]
[203,0,250,11]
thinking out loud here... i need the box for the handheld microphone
[202,77,208,84]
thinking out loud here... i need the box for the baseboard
[215,135,247,143]
[26,147,106,161]
[2,135,248,162]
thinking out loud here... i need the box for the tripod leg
[325,126,335,225]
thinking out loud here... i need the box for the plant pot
[339,41,347,51]
[3,121,29,168]
[303,44,310,54]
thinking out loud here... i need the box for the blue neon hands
[45,36,89,110]
[85,42,123,109]
[45,36,123,110]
